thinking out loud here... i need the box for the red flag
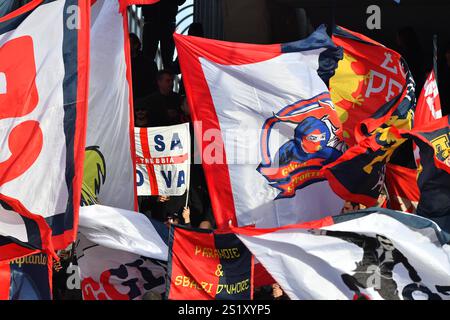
[385,163,420,213]
[415,71,442,126]
[167,226,253,300]
[253,262,275,287]
[0,0,90,253]
[324,26,416,207]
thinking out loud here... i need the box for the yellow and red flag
[330,26,415,146]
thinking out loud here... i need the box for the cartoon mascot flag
[175,25,345,228]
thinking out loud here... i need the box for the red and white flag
[415,71,442,125]
[77,205,168,300]
[135,123,190,196]
[175,25,345,228]
[0,0,90,255]
[413,71,442,165]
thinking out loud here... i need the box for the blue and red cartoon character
[257,92,344,199]
[275,116,342,166]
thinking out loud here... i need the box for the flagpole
[184,124,191,209]
[184,167,190,208]
[433,34,438,85]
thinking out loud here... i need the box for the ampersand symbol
[215,264,223,277]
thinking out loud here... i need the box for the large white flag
[234,209,450,300]
[135,123,191,196]
[175,25,345,228]
[0,0,90,255]
[76,205,168,300]
[84,0,137,210]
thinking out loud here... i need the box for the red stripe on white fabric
[0,194,57,261]
[174,33,283,228]
[231,215,335,237]
[139,128,159,195]
[122,7,139,210]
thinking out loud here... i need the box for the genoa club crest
[257,92,345,199]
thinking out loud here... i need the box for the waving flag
[323,125,405,207]
[400,116,450,231]
[330,26,415,146]
[86,0,136,210]
[85,0,159,210]
[415,71,442,125]
[234,208,450,300]
[76,205,168,300]
[413,70,442,165]
[325,114,450,210]
[166,225,253,300]
[135,123,190,196]
[0,0,89,254]
[324,27,419,207]
[175,25,345,228]
[77,234,167,300]
[0,195,56,262]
